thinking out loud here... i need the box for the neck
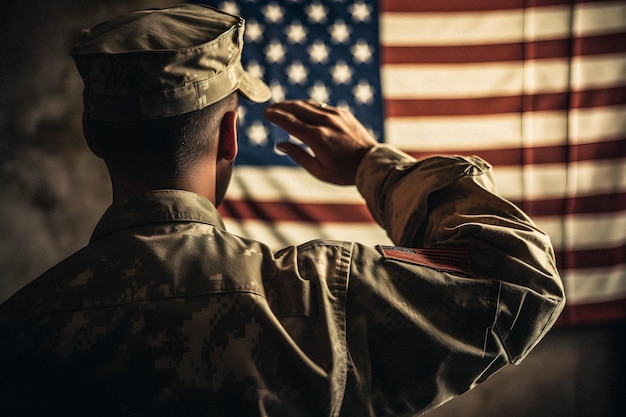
[109,159,217,203]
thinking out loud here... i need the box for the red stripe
[382,33,626,64]
[379,0,611,13]
[383,44,524,65]
[517,192,626,217]
[219,200,376,223]
[407,139,626,166]
[220,191,625,221]
[385,88,626,117]
[556,244,626,270]
[557,298,626,327]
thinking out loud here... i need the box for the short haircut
[85,92,239,176]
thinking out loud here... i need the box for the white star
[245,20,264,43]
[353,80,374,105]
[330,60,353,84]
[219,1,240,16]
[237,105,247,124]
[262,3,284,24]
[270,81,286,102]
[348,1,371,23]
[337,100,352,112]
[306,3,328,24]
[286,61,308,84]
[246,121,269,146]
[265,40,286,64]
[329,20,351,44]
[308,81,330,103]
[245,60,265,79]
[308,40,330,64]
[351,39,373,64]
[285,22,308,44]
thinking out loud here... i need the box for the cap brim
[238,71,272,103]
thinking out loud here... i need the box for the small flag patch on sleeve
[378,246,473,276]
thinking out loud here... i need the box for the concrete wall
[0,1,623,415]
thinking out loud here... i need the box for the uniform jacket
[0,145,565,416]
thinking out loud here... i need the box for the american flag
[198,0,626,327]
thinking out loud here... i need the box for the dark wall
[0,0,179,302]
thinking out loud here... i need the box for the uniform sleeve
[344,145,565,416]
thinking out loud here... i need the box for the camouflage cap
[70,4,272,121]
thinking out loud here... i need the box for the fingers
[263,99,377,185]
[276,141,321,176]
[263,100,337,141]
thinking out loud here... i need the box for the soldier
[0,4,564,417]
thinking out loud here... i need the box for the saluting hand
[264,100,378,186]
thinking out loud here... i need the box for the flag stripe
[386,87,626,117]
[521,192,626,217]
[226,158,626,202]
[539,212,626,250]
[222,218,391,248]
[381,2,626,45]
[383,33,626,64]
[557,298,626,326]
[220,200,626,254]
[380,0,612,13]
[386,106,626,150]
[220,200,375,223]
[407,139,626,166]
[564,266,626,304]
[557,245,626,271]
[221,190,626,222]
[382,55,626,98]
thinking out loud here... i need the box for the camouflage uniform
[0,145,564,417]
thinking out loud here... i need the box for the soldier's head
[71,4,271,204]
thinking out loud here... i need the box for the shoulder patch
[378,245,473,276]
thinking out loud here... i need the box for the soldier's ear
[82,113,103,159]
[217,110,238,162]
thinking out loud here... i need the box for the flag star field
[206,0,384,166]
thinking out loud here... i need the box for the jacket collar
[91,190,226,242]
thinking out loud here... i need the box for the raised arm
[265,100,565,415]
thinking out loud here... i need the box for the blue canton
[196,0,383,166]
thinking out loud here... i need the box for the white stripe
[382,9,539,46]
[228,166,366,203]
[380,2,626,46]
[493,158,626,200]
[564,266,626,305]
[385,106,626,151]
[223,219,391,249]
[382,62,525,99]
[228,158,626,203]
[381,55,626,99]
[535,211,626,251]
[569,105,626,144]
[571,54,626,91]
[386,113,554,150]
[573,2,626,37]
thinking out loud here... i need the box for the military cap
[70,4,272,121]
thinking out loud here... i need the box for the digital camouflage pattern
[0,145,565,416]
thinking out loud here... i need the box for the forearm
[355,144,565,361]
